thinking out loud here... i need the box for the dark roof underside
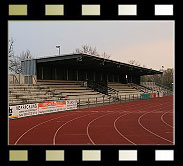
[36,53,162,76]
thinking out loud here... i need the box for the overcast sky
[8,21,174,70]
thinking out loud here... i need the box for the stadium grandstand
[9,53,174,145]
[9,53,172,107]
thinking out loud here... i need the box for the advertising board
[66,100,77,110]
[9,103,38,119]
[8,100,77,119]
[38,100,67,114]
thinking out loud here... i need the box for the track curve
[9,96,174,145]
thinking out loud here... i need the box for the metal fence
[76,91,172,109]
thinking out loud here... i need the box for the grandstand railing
[155,82,173,91]
[9,90,172,108]
[76,91,172,109]
[129,83,153,93]
[87,80,108,95]
[140,81,173,95]
[86,80,119,99]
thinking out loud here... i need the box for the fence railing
[155,82,173,91]
[87,80,108,95]
[140,81,173,95]
[76,91,172,109]
[86,80,119,99]
[130,83,153,93]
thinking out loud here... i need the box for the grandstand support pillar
[85,72,87,80]
[66,69,69,80]
[19,74,20,84]
[55,67,57,80]
[76,70,78,81]
[41,66,44,80]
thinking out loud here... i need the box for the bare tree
[141,68,173,89]
[8,38,15,58]
[128,60,141,67]
[100,52,111,59]
[8,38,32,74]
[10,50,32,74]
[161,68,173,88]
[74,44,110,59]
[74,44,99,56]
[19,50,32,60]
[17,50,33,73]
[8,38,15,73]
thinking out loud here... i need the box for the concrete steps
[67,94,105,99]
[9,81,144,107]
[108,82,142,96]
[8,80,109,106]
[62,91,100,96]
[37,80,83,84]
[48,88,87,92]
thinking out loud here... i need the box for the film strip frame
[5,0,176,19]
[0,0,180,166]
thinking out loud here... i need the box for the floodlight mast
[56,45,61,55]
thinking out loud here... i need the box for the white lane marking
[14,96,173,145]
[86,98,173,144]
[87,107,151,145]
[86,112,114,145]
[161,111,173,128]
[113,103,173,145]
[53,113,97,145]
[14,112,79,145]
[114,113,136,145]
[138,105,173,144]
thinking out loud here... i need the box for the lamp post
[56,45,61,55]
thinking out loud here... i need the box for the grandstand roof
[34,53,162,76]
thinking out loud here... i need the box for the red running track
[9,96,174,145]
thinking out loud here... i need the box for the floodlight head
[56,45,61,55]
